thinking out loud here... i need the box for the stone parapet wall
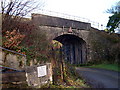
[32,14,91,30]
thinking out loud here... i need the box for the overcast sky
[37,0,119,28]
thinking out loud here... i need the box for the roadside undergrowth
[41,40,90,88]
[63,63,89,88]
[41,63,89,88]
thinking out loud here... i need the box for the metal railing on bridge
[38,9,106,30]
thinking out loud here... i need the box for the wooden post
[60,46,66,81]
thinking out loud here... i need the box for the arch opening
[54,34,87,64]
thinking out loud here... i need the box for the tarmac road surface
[76,67,120,88]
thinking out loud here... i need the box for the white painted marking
[37,65,47,77]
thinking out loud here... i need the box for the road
[75,67,120,88]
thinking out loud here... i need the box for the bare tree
[1,0,45,31]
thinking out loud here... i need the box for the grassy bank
[84,64,120,72]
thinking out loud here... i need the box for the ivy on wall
[89,29,120,64]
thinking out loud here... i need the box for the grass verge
[84,64,120,72]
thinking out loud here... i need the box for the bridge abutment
[31,13,120,64]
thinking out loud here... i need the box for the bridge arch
[53,34,87,64]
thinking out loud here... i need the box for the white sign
[37,65,47,77]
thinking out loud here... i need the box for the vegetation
[41,63,89,88]
[106,1,120,33]
[3,29,25,54]
[89,29,120,64]
[2,0,120,88]
[84,64,120,72]
[1,0,48,65]
[48,40,89,88]
[1,0,44,31]
[2,16,89,87]
[21,25,50,65]
[1,0,50,65]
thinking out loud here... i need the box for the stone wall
[36,26,120,64]
[1,49,53,88]
[37,25,90,42]
[87,28,120,63]
[1,50,26,70]
[2,63,52,88]
[25,63,52,87]
[31,13,120,64]
[2,72,26,83]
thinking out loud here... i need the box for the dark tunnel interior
[54,34,87,64]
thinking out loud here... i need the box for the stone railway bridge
[31,14,120,64]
